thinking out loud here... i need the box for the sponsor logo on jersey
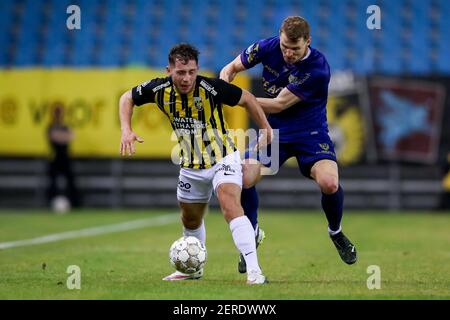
[288,73,311,86]
[152,81,171,93]
[216,164,236,175]
[141,80,150,87]
[199,80,217,96]
[263,64,280,77]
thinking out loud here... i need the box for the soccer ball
[169,236,207,274]
[51,195,71,214]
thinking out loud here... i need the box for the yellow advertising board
[0,69,249,157]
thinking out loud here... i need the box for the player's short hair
[280,16,310,41]
[168,43,199,66]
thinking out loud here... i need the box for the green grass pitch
[0,209,449,299]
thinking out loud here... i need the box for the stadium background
[0,0,449,210]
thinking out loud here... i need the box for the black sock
[321,185,344,232]
[241,186,259,230]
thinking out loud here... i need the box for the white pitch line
[0,213,179,250]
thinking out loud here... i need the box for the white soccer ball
[169,236,207,274]
[51,195,71,214]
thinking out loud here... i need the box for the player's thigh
[212,151,244,222]
[178,202,208,229]
[310,159,339,194]
[310,159,339,181]
[242,145,264,188]
[242,143,292,187]
[242,159,263,188]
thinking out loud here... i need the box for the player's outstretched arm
[220,55,246,83]
[257,87,301,114]
[238,89,273,148]
[119,90,144,156]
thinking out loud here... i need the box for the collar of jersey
[292,46,312,67]
[301,47,312,61]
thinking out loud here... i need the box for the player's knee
[242,175,256,189]
[242,164,261,189]
[318,176,339,194]
[181,214,202,230]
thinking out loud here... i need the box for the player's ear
[166,66,170,74]
[306,36,311,46]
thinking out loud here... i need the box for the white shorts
[177,151,243,203]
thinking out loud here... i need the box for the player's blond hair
[280,16,310,41]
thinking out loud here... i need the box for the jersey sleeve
[286,71,327,103]
[240,39,267,69]
[210,78,243,106]
[131,78,168,106]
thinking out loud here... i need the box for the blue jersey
[240,36,331,143]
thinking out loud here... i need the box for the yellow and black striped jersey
[131,75,242,169]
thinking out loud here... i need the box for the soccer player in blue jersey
[220,16,357,273]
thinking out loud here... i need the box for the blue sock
[241,186,259,230]
[321,185,344,232]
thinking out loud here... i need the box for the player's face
[280,32,311,64]
[167,59,198,94]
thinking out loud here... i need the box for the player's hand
[120,130,144,156]
[254,127,273,151]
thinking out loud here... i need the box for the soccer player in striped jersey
[220,16,357,273]
[119,43,272,284]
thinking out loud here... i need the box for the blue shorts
[244,131,337,178]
